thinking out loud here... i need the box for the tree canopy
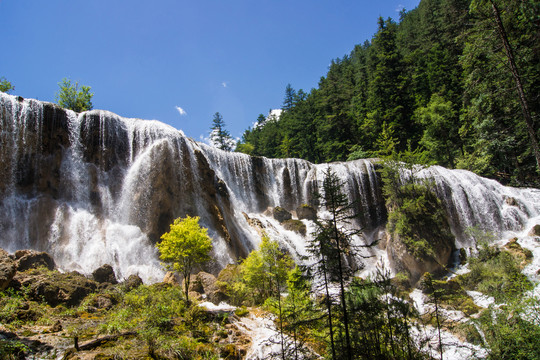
[156,216,213,302]
[0,77,14,94]
[55,78,94,113]
[235,0,539,186]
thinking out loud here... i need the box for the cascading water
[1,92,540,284]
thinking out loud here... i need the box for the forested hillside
[236,0,540,186]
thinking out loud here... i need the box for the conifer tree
[307,167,365,359]
[210,112,235,151]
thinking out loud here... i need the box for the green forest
[235,0,540,186]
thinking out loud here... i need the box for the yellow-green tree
[156,216,213,303]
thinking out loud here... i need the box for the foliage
[55,78,93,112]
[0,339,29,360]
[381,152,453,262]
[156,216,213,302]
[459,246,533,302]
[346,272,426,360]
[477,297,540,360]
[0,77,14,93]
[307,167,369,359]
[236,0,539,186]
[233,233,293,306]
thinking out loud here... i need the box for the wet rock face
[0,249,16,291]
[283,219,307,236]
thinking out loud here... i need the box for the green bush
[459,249,533,302]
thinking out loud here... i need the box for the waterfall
[1,92,539,283]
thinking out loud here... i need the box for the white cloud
[396,4,405,12]
[175,106,187,116]
[221,82,227,88]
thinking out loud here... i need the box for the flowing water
[1,92,540,284]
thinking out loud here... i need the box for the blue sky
[1,0,420,142]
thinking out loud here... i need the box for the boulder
[0,249,16,291]
[15,250,56,271]
[528,224,540,237]
[192,272,229,305]
[11,270,97,307]
[296,204,317,221]
[90,294,116,310]
[123,274,143,291]
[273,206,292,223]
[282,219,307,236]
[92,264,117,284]
[505,197,518,206]
[163,271,180,286]
[50,320,63,333]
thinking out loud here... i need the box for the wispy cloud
[175,106,187,116]
[221,82,227,88]
[396,4,405,12]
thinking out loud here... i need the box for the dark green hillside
[237,0,540,186]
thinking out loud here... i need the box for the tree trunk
[490,0,540,173]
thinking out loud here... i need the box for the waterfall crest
[1,93,539,282]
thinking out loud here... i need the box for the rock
[0,249,16,291]
[528,224,540,237]
[92,294,116,310]
[11,269,97,307]
[387,229,454,286]
[217,264,240,283]
[193,272,229,305]
[505,197,518,206]
[50,320,63,332]
[188,274,205,293]
[296,204,317,221]
[282,219,307,236]
[123,274,143,291]
[16,250,56,271]
[92,264,117,284]
[163,271,180,286]
[273,206,292,223]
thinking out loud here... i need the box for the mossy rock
[11,268,97,307]
[296,204,317,221]
[273,206,292,223]
[505,238,533,268]
[217,264,240,284]
[282,219,307,236]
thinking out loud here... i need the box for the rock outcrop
[0,249,16,291]
[15,250,56,271]
[11,269,97,307]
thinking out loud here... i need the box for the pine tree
[307,167,366,359]
[282,84,297,111]
[209,112,235,151]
